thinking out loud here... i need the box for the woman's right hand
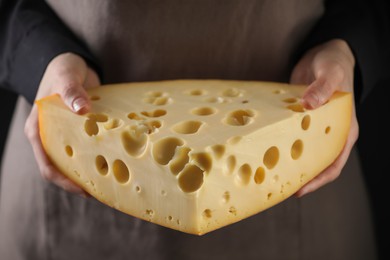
[24,52,101,196]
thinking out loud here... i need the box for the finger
[290,63,304,84]
[301,76,340,110]
[295,151,346,198]
[25,107,88,196]
[58,79,91,114]
[290,62,315,85]
[84,68,101,89]
[295,122,358,197]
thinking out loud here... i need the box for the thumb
[302,77,339,110]
[59,80,91,114]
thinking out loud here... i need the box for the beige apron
[0,1,377,259]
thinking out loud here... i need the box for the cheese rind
[36,80,352,235]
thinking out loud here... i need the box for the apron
[0,1,377,259]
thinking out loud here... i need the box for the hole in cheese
[211,144,225,159]
[112,159,130,184]
[153,137,184,165]
[287,104,305,113]
[169,147,191,175]
[144,120,162,133]
[127,113,144,120]
[65,145,73,157]
[229,206,237,215]
[222,191,230,204]
[143,91,168,106]
[254,167,266,184]
[191,152,213,172]
[104,118,122,130]
[145,209,154,218]
[223,88,243,97]
[95,155,108,176]
[300,173,307,183]
[283,97,298,103]
[87,113,108,122]
[129,120,162,135]
[121,129,148,157]
[224,110,255,126]
[84,113,109,136]
[141,109,167,118]
[227,136,242,145]
[301,115,311,130]
[191,107,216,116]
[178,164,204,193]
[189,89,206,96]
[205,96,229,104]
[263,146,279,169]
[280,184,285,194]
[172,121,203,134]
[224,155,236,175]
[84,119,99,136]
[153,97,171,106]
[291,139,304,160]
[144,96,172,106]
[202,209,212,218]
[236,163,252,186]
[273,89,285,94]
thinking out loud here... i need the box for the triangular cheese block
[36,80,352,235]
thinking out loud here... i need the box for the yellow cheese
[36,80,352,235]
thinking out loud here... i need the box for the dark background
[0,89,16,169]
[356,77,390,260]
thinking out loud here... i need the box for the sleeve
[295,0,390,103]
[0,0,102,104]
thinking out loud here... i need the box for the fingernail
[72,98,87,112]
[304,93,319,109]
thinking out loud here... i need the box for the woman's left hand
[290,39,359,197]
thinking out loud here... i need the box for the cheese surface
[36,80,352,235]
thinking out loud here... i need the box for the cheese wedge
[36,80,352,235]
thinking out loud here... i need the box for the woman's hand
[290,39,359,197]
[24,53,100,196]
